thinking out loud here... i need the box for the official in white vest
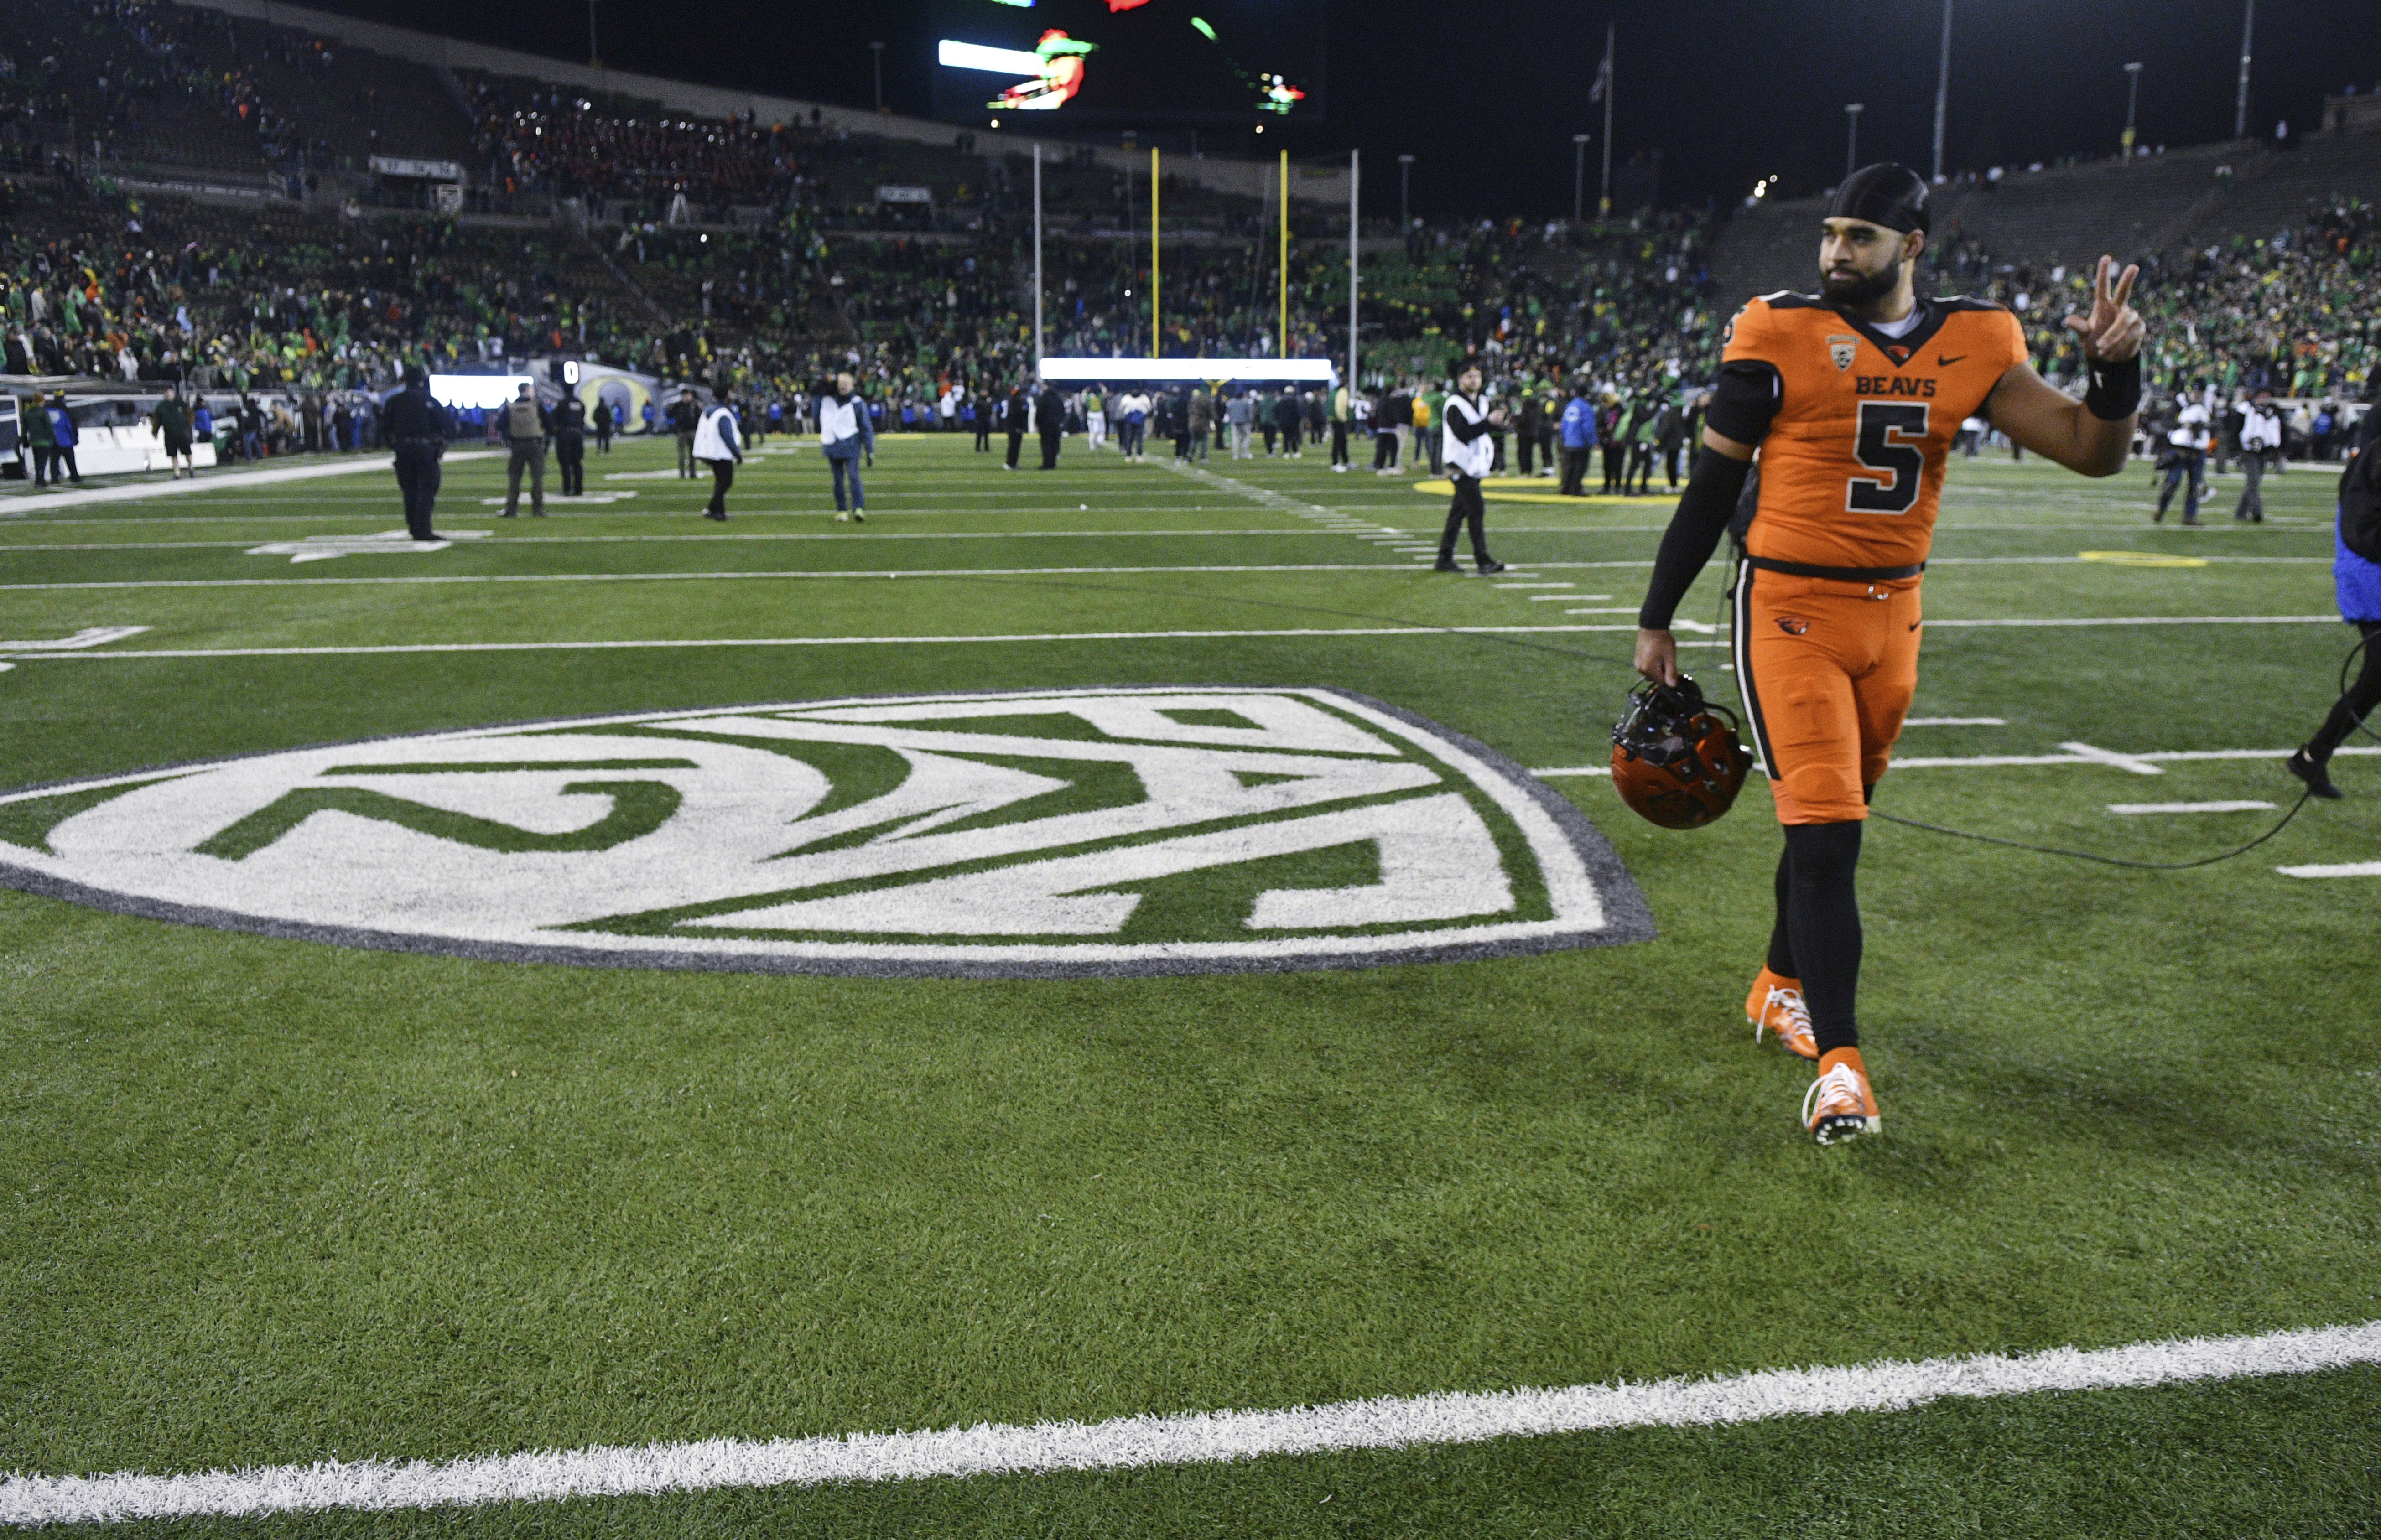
[1435,365,1508,573]
[818,372,874,521]
[2235,389,2280,524]
[693,394,743,522]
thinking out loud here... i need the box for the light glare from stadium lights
[1036,358,1335,383]
[431,375,536,409]
[939,39,1048,75]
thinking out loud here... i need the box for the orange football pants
[1732,563,1923,824]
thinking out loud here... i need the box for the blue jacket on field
[1558,396,1599,450]
[2338,512,2381,622]
[47,405,76,447]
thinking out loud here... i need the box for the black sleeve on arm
[1636,449,1756,630]
[1702,359,1783,444]
[1446,399,1493,443]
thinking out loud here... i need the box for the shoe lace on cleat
[1802,1062,1877,1144]
[1757,987,1816,1058]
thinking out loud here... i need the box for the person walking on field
[150,384,198,479]
[1433,364,1507,575]
[1635,164,2144,1145]
[1035,377,1066,470]
[1224,390,1253,459]
[670,389,700,478]
[694,394,742,521]
[21,391,53,487]
[2235,389,2278,524]
[2157,395,2211,524]
[498,381,550,518]
[1329,379,1353,471]
[1188,387,1215,463]
[1083,387,1106,452]
[1558,379,1599,496]
[2289,381,2381,799]
[1278,390,1304,458]
[552,388,588,498]
[383,364,452,542]
[593,396,614,454]
[1003,385,1028,470]
[819,372,873,521]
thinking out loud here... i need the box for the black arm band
[1637,450,1755,630]
[2083,354,2142,421]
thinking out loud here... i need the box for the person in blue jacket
[2291,390,2381,799]
[46,394,82,483]
[1556,379,1600,497]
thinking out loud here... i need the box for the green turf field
[1,432,2376,1535]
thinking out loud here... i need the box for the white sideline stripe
[2277,861,2381,878]
[0,529,1410,550]
[5,1321,2375,1525]
[0,562,1519,592]
[15,625,1739,659]
[2108,800,2277,814]
[1926,615,2336,628]
[0,453,498,513]
[2057,741,2166,776]
[1531,746,2381,777]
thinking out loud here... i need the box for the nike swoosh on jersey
[1936,354,1967,366]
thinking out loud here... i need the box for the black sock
[2308,622,2381,762]
[1782,820,1864,1056]
[1766,843,1796,978]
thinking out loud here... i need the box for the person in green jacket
[150,386,197,479]
[20,392,54,487]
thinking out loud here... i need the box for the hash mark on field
[1903,716,2007,726]
[5,1322,2374,1524]
[2107,800,2277,814]
[2276,861,2381,878]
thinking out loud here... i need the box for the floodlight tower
[1572,134,1590,223]
[1397,154,1414,228]
[1930,0,1951,182]
[2233,0,2256,141]
[2122,61,2142,162]
[1844,103,1863,179]
[870,41,885,113]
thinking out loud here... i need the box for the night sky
[311,0,2378,216]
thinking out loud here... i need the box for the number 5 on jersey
[1850,402,1928,514]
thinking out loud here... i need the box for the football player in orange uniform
[1634,164,2144,1144]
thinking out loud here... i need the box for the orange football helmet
[1609,676,1754,830]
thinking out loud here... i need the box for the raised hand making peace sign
[2064,254,2145,363]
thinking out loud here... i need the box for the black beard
[1821,263,1900,310]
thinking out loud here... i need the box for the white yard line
[2277,861,2381,878]
[1532,745,2381,776]
[1904,716,2007,726]
[10,624,1734,659]
[4,1320,2373,1526]
[0,453,498,514]
[0,562,1513,592]
[2108,800,2277,814]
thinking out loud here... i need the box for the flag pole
[1347,148,1359,399]
[1597,21,1614,217]
[1150,147,1161,358]
[1032,142,1043,370]
[1278,148,1289,357]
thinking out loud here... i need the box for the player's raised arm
[1983,255,2143,477]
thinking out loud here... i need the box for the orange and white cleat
[1745,967,1818,1061]
[1802,1047,1880,1145]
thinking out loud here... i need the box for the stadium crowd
[0,1,2367,480]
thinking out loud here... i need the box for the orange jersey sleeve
[1723,294,2027,570]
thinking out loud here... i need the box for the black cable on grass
[967,567,2345,872]
[1865,788,2315,871]
[1708,581,2357,872]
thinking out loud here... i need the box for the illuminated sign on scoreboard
[931,0,1322,124]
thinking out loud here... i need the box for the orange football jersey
[1721,293,2028,570]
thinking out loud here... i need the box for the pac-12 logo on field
[0,688,1653,976]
